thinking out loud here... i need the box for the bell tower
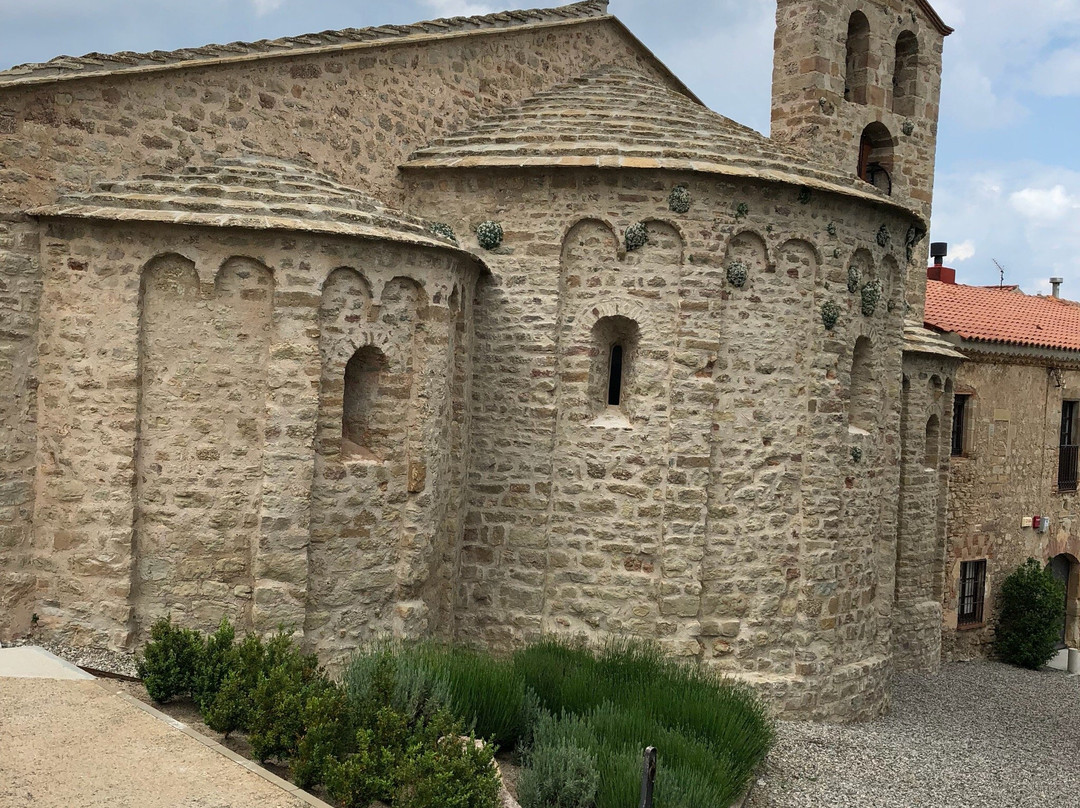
[770,0,952,220]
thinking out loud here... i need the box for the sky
[0,0,1077,296]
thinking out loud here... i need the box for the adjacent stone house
[925,266,1080,659]
[0,0,960,721]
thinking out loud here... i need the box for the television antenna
[992,259,1006,289]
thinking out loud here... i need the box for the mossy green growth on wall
[847,265,861,294]
[668,185,691,214]
[861,280,882,316]
[429,222,457,244]
[821,299,840,330]
[624,222,649,252]
[726,261,749,288]
[476,220,503,250]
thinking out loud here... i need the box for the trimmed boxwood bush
[192,617,236,714]
[995,557,1066,669]
[137,616,203,703]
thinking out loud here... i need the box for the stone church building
[0,0,963,721]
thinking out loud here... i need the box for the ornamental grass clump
[512,638,774,808]
[994,557,1066,670]
[409,644,530,750]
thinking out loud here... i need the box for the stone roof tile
[27,155,470,254]
[0,1,608,88]
[403,67,913,215]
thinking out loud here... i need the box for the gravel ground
[748,660,1080,808]
[3,634,139,678]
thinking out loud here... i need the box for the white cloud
[933,164,1080,295]
[942,60,1026,129]
[420,0,500,16]
[948,240,976,263]
[1009,185,1080,223]
[1029,46,1080,96]
[250,0,284,15]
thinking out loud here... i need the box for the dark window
[607,344,624,406]
[1059,401,1078,492]
[951,394,969,456]
[958,559,987,627]
[858,123,895,194]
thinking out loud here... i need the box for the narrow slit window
[607,344,624,406]
[951,394,970,456]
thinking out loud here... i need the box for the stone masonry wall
[0,19,674,215]
[0,19,675,637]
[894,352,958,672]
[0,218,40,636]
[406,165,918,720]
[944,356,1080,660]
[27,218,477,648]
[133,253,273,638]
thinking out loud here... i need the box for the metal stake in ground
[639,746,657,808]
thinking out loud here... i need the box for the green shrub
[516,727,598,808]
[248,635,323,762]
[137,616,203,703]
[192,617,236,714]
[324,705,465,808]
[204,632,267,735]
[325,728,399,808]
[291,686,355,789]
[995,557,1066,669]
[395,733,502,808]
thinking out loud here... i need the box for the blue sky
[1,0,1078,295]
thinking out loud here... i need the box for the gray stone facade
[0,0,961,721]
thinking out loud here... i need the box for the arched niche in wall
[880,254,899,310]
[560,218,620,294]
[849,248,876,294]
[342,345,391,462]
[858,123,895,195]
[627,219,685,266]
[321,267,374,345]
[925,413,940,468]
[893,31,919,117]
[849,335,876,432]
[318,267,375,459]
[561,218,620,263]
[775,237,820,288]
[723,230,769,288]
[845,10,871,105]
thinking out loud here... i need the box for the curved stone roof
[0,1,610,89]
[404,67,913,216]
[27,155,466,252]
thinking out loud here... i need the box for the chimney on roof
[926,242,955,284]
[1051,277,1063,298]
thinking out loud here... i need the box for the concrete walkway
[0,647,327,808]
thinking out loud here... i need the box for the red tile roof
[925,279,1080,352]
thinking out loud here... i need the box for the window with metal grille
[951,394,969,456]
[1059,401,1078,492]
[958,559,987,627]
